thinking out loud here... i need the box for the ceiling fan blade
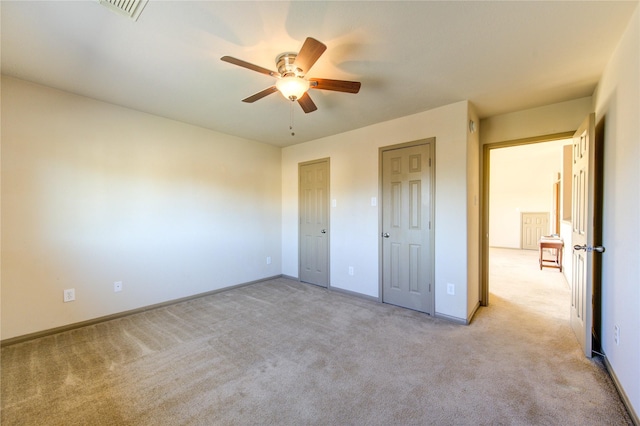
[310,78,361,94]
[293,37,327,73]
[242,86,278,103]
[297,92,318,113]
[220,56,278,77]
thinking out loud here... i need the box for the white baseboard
[603,354,639,425]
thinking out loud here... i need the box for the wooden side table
[539,237,564,272]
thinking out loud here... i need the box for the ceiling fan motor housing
[276,53,304,77]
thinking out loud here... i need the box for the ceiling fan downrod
[289,101,295,136]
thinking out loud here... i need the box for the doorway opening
[481,133,574,309]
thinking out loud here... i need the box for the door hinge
[429,158,432,167]
[428,221,431,230]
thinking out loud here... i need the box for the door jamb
[480,132,574,306]
[378,138,436,314]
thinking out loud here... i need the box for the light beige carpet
[1,248,632,425]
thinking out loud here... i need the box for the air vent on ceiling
[98,0,148,21]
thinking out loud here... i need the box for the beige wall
[282,101,475,322]
[480,97,592,145]
[593,4,640,416]
[1,77,282,339]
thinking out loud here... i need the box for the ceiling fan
[221,37,361,113]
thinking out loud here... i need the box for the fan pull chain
[289,101,295,136]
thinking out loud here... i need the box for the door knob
[573,244,605,253]
[321,229,327,234]
[382,232,390,238]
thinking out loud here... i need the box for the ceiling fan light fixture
[276,76,310,101]
[221,37,360,113]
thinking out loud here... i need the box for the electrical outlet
[348,266,354,276]
[614,325,620,345]
[447,283,455,295]
[266,256,272,265]
[114,281,123,292]
[63,288,75,302]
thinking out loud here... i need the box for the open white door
[570,113,604,358]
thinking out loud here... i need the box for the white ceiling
[1,1,637,147]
